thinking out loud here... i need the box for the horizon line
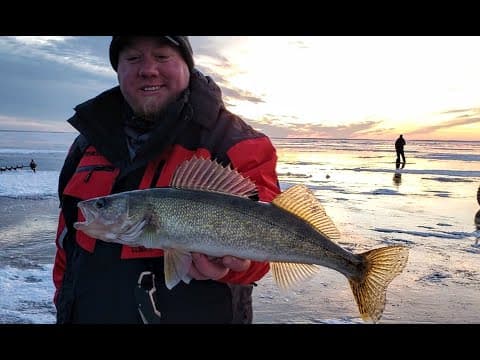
[0,129,478,143]
[0,129,78,134]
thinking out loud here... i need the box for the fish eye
[95,199,106,209]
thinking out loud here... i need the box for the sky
[0,36,479,141]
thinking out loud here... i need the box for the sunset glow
[0,36,479,141]
[193,36,480,141]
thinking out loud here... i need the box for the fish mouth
[73,202,97,229]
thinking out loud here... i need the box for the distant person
[475,209,480,246]
[395,134,406,163]
[477,183,479,206]
[29,159,37,173]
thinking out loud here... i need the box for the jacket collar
[188,69,224,130]
[69,87,129,168]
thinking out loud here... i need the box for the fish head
[73,193,148,245]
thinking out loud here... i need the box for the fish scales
[123,187,360,277]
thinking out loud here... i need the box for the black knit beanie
[109,36,194,72]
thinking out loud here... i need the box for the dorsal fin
[170,157,258,198]
[271,184,341,240]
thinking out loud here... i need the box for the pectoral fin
[135,223,160,249]
[164,249,192,290]
[119,216,158,247]
[118,219,147,244]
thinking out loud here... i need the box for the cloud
[440,108,478,115]
[194,63,265,107]
[289,120,383,138]
[191,36,241,61]
[408,109,480,136]
[0,115,74,132]
[0,37,117,127]
[287,39,309,49]
[190,37,266,107]
[11,36,69,46]
[0,36,114,78]
[221,87,265,106]
[244,114,383,138]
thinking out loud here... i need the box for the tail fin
[349,245,409,323]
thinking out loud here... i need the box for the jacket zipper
[75,165,116,183]
[150,160,165,188]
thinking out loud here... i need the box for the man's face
[117,37,190,119]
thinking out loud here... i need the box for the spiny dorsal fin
[272,184,341,240]
[170,157,257,198]
[270,262,320,290]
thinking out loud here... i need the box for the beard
[138,97,166,122]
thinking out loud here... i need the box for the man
[477,183,479,206]
[29,159,37,173]
[53,36,280,323]
[395,134,406,163]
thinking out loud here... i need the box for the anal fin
[270,262,320,291]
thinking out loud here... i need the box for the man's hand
[188,253,251,280]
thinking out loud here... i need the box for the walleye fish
[74,157,409,322]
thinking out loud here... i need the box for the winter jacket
[53,70,280,323]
